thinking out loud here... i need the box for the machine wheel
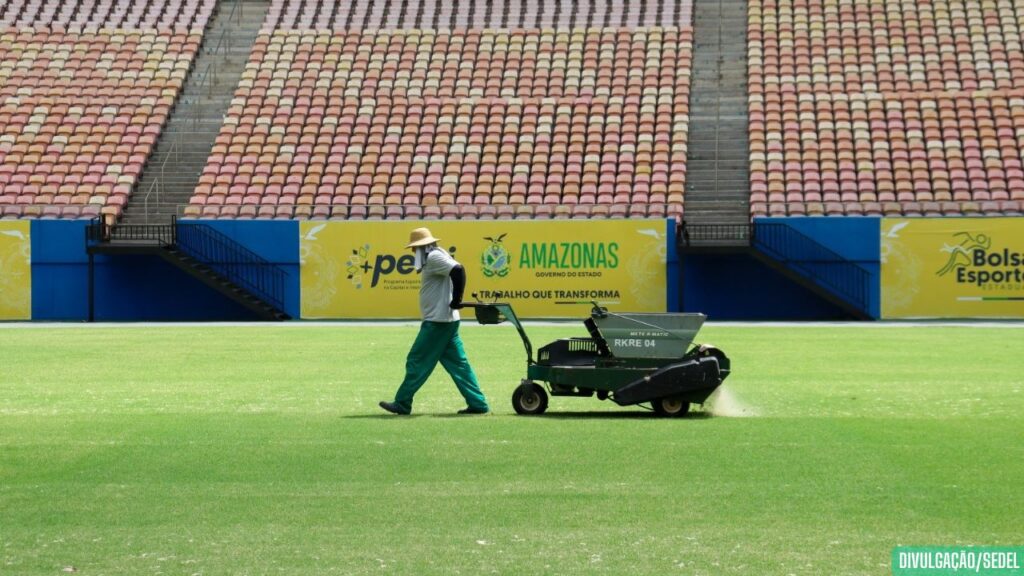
[512,381,548,415]
[652,397,690,418]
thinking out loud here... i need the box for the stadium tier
[263,0,692,31]
[0,0,212,220]
[185,26,693,219]
[0,0,214,31]
[749,0,1024,217]
[0,28,201,219]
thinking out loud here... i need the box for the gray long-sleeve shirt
[420,248,460,322]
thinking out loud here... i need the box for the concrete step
[688,172,749,180]
[126,1,270,223]
[683,0,751,224]
[689,181,751,191]
[124,203,189,210]
[145,155,211,163]
[688,159,750,171]
[689,149,749,161]
[688,139,748,151]
[689,119,748,130]
[682,211,750,219]
[145,151,213,160]
[682,202,749,210]
[685,201,751,209]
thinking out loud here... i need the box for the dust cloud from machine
[706,386,758,417]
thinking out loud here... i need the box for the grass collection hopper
[467,301,730,417]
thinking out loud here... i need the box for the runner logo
[936,231,991,277]
[936,231,1023,288]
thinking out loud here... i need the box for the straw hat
[406,227,440,248]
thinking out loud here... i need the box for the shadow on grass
[341,413,502,419]
[538,410,713,420]
[341,411,714,420]
[342,413,426,419]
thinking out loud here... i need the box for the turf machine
[466,301,730,417]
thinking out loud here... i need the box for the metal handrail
[184,0,242,129]
[142,178,160,224]
[207,0,239,58]
[175,220,288,311]
[752,222,871,313]
[159,139,181,184]
[92,0,244,224]
[681,222,753,245]
[86,221,176,245]
[186,65,213,130]
[85,218,288,314]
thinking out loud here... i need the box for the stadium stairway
[122,0,271,225]
[85,219,290,320]
[684,0,750,237]
[680,219,873,319]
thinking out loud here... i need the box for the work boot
[457,406,490,415]
[379,401,410,415]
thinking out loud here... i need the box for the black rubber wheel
[512,381,548,415]
[652,397,690,418]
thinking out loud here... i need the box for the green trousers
[393,321,489,413]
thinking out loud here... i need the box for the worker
[379,227,490,415]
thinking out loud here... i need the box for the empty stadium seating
[0,28,199,219]
[749,90,1024,217]
[263,0,692,31]
[0,0,210,220]
[749,0,1024,216]
[187,26,693,220]
[0,0,215,31]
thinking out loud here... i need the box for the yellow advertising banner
[300,220,671,318]
[881,218,1024,318]
[0,220,31,320]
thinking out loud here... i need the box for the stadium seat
[749,0,1024,217]
[0,24,204,219]
[0,0,215,30]
[262,0,693,31]
[189,25,693,221]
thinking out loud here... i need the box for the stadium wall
[760,216,881,319]
[21,219,678,321]
[298,219,678,318]
[682,252,857,320]
[880,217,1024,318]
[29,220,301,321]
[0,220,31,320]
[14,216,1021,321]
[682,218,881,320]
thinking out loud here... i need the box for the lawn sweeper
[464,300,730,417]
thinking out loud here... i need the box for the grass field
[1,322,1022,575]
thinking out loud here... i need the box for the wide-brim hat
[406,227,440,248]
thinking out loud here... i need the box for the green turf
[1,323,1022,575]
